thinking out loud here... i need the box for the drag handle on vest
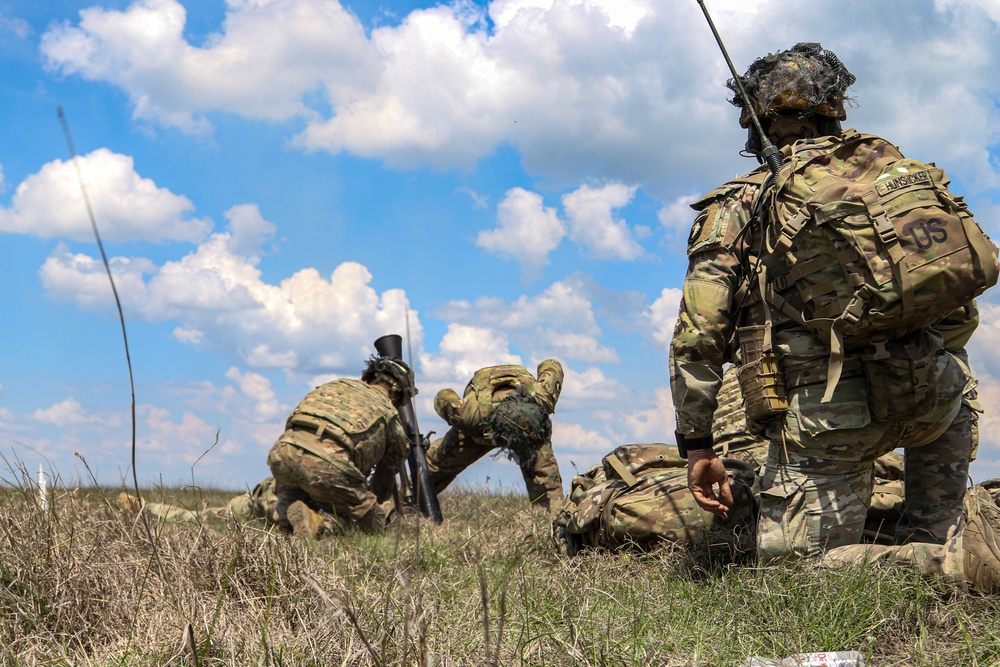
[373,334,444,524]
[695,0,782,176]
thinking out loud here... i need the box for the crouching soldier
[426,360,564,510]
[265,353,413,538]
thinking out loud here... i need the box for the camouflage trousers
[267,429,388,533]
[425,427,564,510]
[757,381,971,562]
[144,477,279,525]
[820,533,967,592]
[818,481,1000,593]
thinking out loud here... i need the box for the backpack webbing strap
[761,278,871,403]
[605,453,639,488]
[800,279,839,305]
[761,282,808,330]
[772,210,810,254]
[820,288,872,403]
[824,321,847,404]
[862,190,914,316]
[787,256,828,282]
[755,265,777,354]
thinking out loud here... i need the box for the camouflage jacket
[286,378,409,479]
[670,162,768,438]
[434,361,564,438]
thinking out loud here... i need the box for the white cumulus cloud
[0,149,211,243]
[420,323,522,385]
[646,286,682,350]
[39,206,421,378]
[562,182,642,260]
[225,367,283,421]
[476,187,565,276]
[41,0,376,134]
[38,0,1000,197]
[552,420,615,462]
[437,278,617,364]
[33,398,91,427]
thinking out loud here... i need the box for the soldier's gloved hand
[434,388,461,425]
[687,449,734,520]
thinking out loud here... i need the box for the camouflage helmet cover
[361,355,416,404]
[486,389,551,469]
[729,42,856,128]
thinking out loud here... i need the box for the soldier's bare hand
[687,450,734,519]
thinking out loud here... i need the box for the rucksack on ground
[553,443,758,559]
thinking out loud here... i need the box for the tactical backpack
[753,130,999,405]
[552,443,759,558]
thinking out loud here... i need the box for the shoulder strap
[691,168,770,212]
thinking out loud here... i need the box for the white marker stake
[38,464,48,512]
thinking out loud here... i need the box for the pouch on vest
[862,329,941,421]
[735,324,788,423]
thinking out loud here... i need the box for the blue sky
[2,0,999,493]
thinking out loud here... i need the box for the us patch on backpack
[759,131,999,399]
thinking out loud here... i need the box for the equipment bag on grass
[553,443,758,558]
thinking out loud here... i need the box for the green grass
[0,480,997,666]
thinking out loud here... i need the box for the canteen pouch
[735,325,788,423]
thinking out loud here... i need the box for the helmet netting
[486,389,551,469]
[362,356,416,404]
[728,42,856,123]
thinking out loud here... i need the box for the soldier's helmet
[362,355,416,406]
[486,389,551,469]
[729,42,856,129]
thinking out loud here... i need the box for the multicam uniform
[140,477,279,525]
[671,137,978,581]
[425,361,564,509]
[266,379,409,533]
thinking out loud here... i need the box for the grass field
[1,471,998,666]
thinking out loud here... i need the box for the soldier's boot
[379,500,402,528]
[356,503,389,533]
[118,492,145,512]
[287,500,325,539]
[962,485,1000,594]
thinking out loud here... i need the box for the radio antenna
[695,0,782,175]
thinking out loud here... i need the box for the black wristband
[675,431,714,459]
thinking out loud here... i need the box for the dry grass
[0,469,998,666]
